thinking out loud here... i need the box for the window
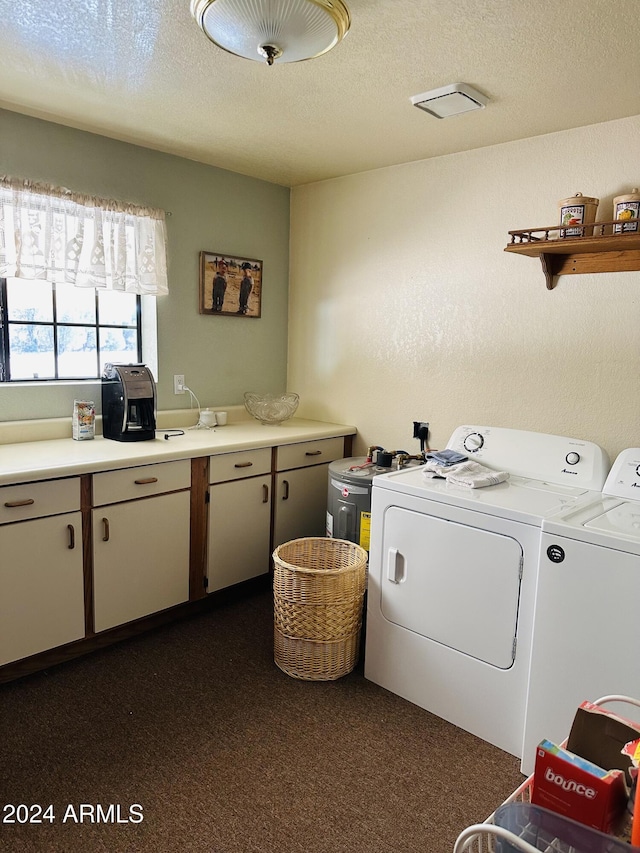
[0,277,141,382]
[0,175,168,383]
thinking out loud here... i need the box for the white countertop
[0,418,356,486]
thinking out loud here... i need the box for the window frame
[0,277,143,383]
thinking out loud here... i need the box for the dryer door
[380,506,523,669]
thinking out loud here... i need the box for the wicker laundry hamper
[273,537,368,681]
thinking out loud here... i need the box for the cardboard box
[531,740,628,833]
[567,701,640,786]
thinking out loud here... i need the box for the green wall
[0,109,291,421]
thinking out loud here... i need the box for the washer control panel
[446,425,610,490]
[603,448,640,500]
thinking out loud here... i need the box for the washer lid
[584,501,640,539]
[541,496,640,554]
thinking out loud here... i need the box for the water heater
[326,457,391,551]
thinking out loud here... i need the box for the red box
[531,742,628,833]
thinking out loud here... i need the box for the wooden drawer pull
[234,462,253,468]
[102,517,110,542]
[134,477,159,485]
[4,498,35,508]
[67,524,75,550]
[305,450,322,456]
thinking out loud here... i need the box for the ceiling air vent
[410,83,488,119]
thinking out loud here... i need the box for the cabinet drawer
[276,437,345,471]
[209,448,272,484]
[93,460,191,506]
[0,478,80,524]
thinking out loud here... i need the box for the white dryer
[364,426,609,758]
[521,447,640,776]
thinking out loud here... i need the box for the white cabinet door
[207,475,271,592]
[273,463,331,549]
[93,491,190,632]
[0,512,85,666]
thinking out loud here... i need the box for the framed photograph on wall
[198,251,262,318]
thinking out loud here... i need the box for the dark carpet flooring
[0,588,524,852]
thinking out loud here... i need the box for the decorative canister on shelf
[613,188,640,234]
[557,192,599,238]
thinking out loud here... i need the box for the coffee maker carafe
[102,364,157,442]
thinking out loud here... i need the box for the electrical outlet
[413,421,429,439]
[174,374,185,394]
[413,421,430,452]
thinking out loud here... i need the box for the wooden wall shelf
[504,219,640,289]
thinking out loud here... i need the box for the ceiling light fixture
[411,83,488,118]
[190,0,351,66]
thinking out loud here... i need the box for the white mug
[199,409,217,427]
[215,411,228,426]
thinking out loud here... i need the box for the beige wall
[0,109,290,422]
[289,115,640,463]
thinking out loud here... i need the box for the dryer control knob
[463,432,484,452]
[565,452,580,465]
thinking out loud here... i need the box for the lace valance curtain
[0,176,169,295]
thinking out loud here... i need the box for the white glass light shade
[190,0,351,65]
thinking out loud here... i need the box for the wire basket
[453,696,640,853]
[273,537,368,681]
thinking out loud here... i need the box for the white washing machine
[364,426,609,758]
[521,447,640,776]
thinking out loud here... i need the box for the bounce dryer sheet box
[566,701,640,786]
[531,740,627,833]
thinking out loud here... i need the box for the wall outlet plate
[174,374,185,394]
[413,421,429,438]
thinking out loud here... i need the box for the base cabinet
[273,437,345,550]
[0,511,85,666]
[0,428,353,681]
[206,448,272,592]
[93,490,191,633]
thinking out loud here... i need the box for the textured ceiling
[1,0,639,187]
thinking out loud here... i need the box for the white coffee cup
[215,411,228,426]
[200,409,217,427]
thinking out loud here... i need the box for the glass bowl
[244,392,299,425]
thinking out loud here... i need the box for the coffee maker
[102,364,157,441]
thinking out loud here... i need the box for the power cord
[163,429,185,440]
[413,421,430,453]
[184,385,212,430]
